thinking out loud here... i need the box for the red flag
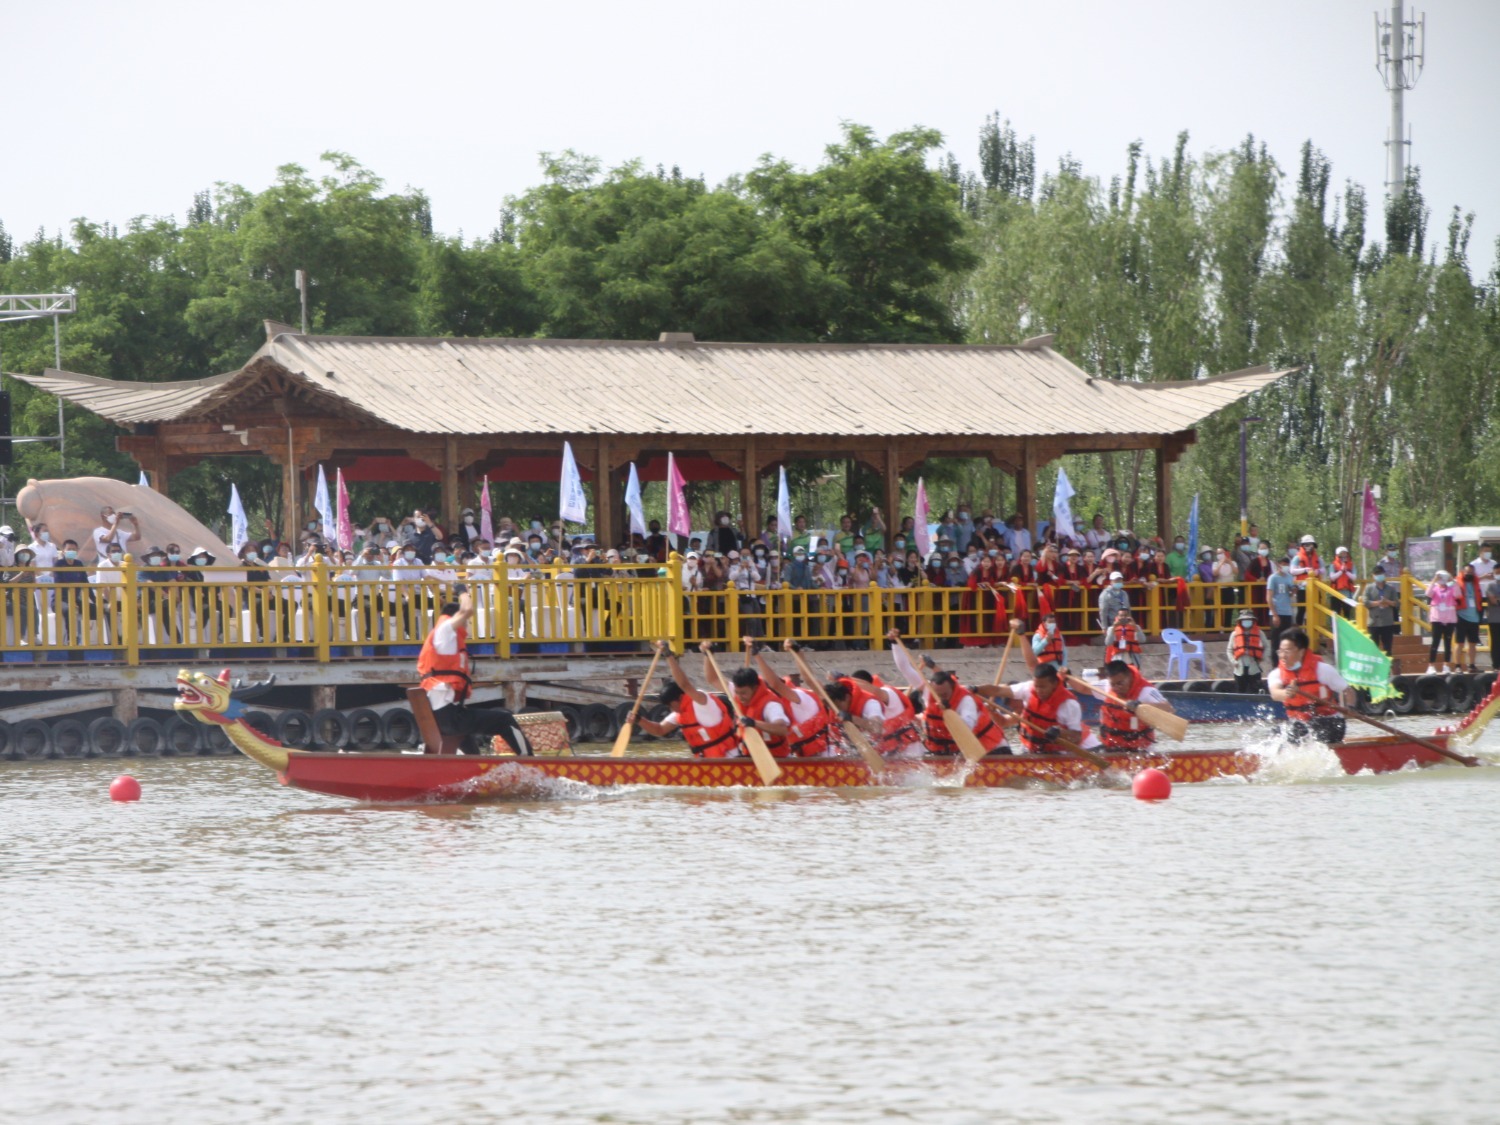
[335,468,352,551]
[480,475,494,544]
[1360,482,1382,551]
[666,452,691,539]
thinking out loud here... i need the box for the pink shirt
[1426,582,1460,624]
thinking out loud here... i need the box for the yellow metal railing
[0,558,1483,665]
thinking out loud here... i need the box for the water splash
[1237,721,1347,784]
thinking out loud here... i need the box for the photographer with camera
[90,506,140,562]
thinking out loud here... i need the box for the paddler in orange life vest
[727,661,797,757]
[417,590,530,754]
[1080,659,1174,753]
[848,667,926,758]
[1225,609,1269,693]
[747,641,836,757]
[887,635,1010,756]
[1265,626,1353,745]
[996,630,1103,754]
[635,641,740,757]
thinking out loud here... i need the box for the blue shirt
[1267,571,1296,616]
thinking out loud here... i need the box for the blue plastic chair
[1160,628,1209,680]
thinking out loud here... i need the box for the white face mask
[403,551,416,561]
[40,531,51,543]
[1046,623,1056,634]
[719,517,730,527]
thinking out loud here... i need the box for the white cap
[1109,570,1123,580]
[685,551,701,560]
[1300,534,1316,544]
[1336,546,1349,554]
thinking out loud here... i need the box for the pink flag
[1360,482,1382,551]
[667,452,691,540]
[480,475,494,544]
[335,468,353,551]
[914,477,932,556]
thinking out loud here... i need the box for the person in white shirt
[1471,545,1496,581]
[26,522,59,584]
[89,507,139,562]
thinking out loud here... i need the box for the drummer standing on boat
[1264,627,1353,744]
[418,591,530,755]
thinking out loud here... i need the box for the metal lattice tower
[1374,2,1426,200]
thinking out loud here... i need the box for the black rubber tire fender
[1184,680,1215,693]
[381,707,419,750]
[1209,679,1237,694]
[1445,674,1474,713]
[88,717,128,759]
[558,704,583,744]
[126,717,163,757]
[1156,681,1184,693]
[242,710,276,740]
[203,724,233,755]
[1390,676,1418,715]
[1413,675,1450,715]
[161,715,204,757]
[346,708,382,751]
[13,719,54,760]
[52,718,90,759]
[275,710,314,750]
[0,718,13,760]
[310,708,351,751]
[580,702,615,743]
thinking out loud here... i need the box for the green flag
[1333,615,1398,702]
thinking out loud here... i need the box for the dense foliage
[1,119,1495,547]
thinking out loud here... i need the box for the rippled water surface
[5,725,1500,1124]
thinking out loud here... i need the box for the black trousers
[1369,624,1396,654]
[1284,715,1346,745]
[434,703,531,756]
[1234,670,1264,694]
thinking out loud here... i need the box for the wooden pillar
[1017,439,1038,533]
[440,437,459,531]
[740,436,760,540]
[281,451,299,545]
[595,435,614,547]
[1156,445,1173,542]
[883,442,902,540]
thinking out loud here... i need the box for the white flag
[227,483,248,553]
[624,462,647,537]
[313,464,334,543]
[776,465,793,543]
[138,470,150,489]
[559,441,588,524]
[1052,466,1077,543]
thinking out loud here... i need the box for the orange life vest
[1295,547,1322,586]
[1020,681,1092,755]
[1331,558,1357,593]
[922,680,1006,756]
[1230,623,1265,662]
[738,682,791,756]
[1278,653,1338,720]
[1105,621,1142,662]
[871,677,923,754]
[1098,666,1156,751]
[676,693,739,757]
[417,617,471,702]
[782,682,833,757]
[1034,626,1065,668]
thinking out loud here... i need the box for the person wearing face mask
[1266,627,1352,744]
[3,545,39,644]
[1418,570,1460,674]
[1243,541,1274,624]
[1360,566,1399,655]
[1104,609,1143,667]
[1454,564,1485,674]
[1097,570,1132,632]
[1018,612,1067,670]
[26,523,59,598]
[389,539,427,643]
[1225,610,1269,692]
[459,508,481,546]
[1472,544,1497,582]
[1329,547,1358,618]
[1266,557,1296,652]
[708,511,742,556]
[48,538,90,646]
[1481,559,1500,670]
[1165,536,1191,580]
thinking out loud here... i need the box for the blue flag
[1187,493,1200,563]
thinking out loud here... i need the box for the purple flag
[480,475,494,544]
[667,453,691,539]
[335,468,353,551]
[1360,483,1382,551]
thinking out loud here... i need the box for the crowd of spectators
[0,501,1496,668]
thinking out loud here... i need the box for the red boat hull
[266,734,1456,803]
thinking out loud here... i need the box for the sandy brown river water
[3,718,1499,1123]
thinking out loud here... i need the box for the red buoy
[110,775,142,802]
[1132,768,1171,801]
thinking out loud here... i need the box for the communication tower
[1374,2,1426,199]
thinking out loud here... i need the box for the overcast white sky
[6,0,1497,275]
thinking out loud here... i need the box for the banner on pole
[1052,466,1077,543]
[666,452,691,539]
[624,463,647,538]
[480,475,494,544]
[226,483,248,553]
[1334,614,1398,702]
[559,441,587,524]
[776,466,793,543]
[914,478,932,557]
[1360,483,1382,551]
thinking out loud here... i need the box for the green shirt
[1165,549,1190,579]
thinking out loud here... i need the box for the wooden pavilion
[11,321,1293,543]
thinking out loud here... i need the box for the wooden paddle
[891,636,988,763]
[1065,673,1190,741]
[703,648,783,784]
[992,626,1018,687]
[784,644,888,775]
[611,647,664,757]
[1289,689,1479,767]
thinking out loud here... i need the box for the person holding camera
[90,507,140,562]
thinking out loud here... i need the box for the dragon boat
[175,668,1500,804]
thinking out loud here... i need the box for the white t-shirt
[30,539,59,578]
[1266,660,1349,696]
[1009,680,1103,749]
[786,688,822,727]
[1087,680,1167,707]
[424,618,462,711]
[90,522,132,559]
[1472,555,1496,580]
